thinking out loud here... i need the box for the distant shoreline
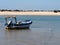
[0,11,60,16]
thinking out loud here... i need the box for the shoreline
[0,11,60,16]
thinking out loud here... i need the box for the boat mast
[12,16,17,23]
[14,17,17,23]
[5,17,7,24]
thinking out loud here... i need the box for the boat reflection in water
[5,16,32,30]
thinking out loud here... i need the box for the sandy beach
[0,11,60,16]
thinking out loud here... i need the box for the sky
[0,0,60,10]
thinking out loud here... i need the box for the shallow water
[0,15,60,45]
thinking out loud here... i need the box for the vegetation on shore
[0,9,60,13]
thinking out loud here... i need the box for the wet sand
[0,28,60,45]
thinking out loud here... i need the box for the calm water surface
[0,15,60,45]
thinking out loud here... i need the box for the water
[0,15,60,45]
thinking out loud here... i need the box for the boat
[5,16,32,29]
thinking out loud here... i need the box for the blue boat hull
[5,20,32,29]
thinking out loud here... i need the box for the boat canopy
[5,16,17,24]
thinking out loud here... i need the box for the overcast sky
[0,0,60,10]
